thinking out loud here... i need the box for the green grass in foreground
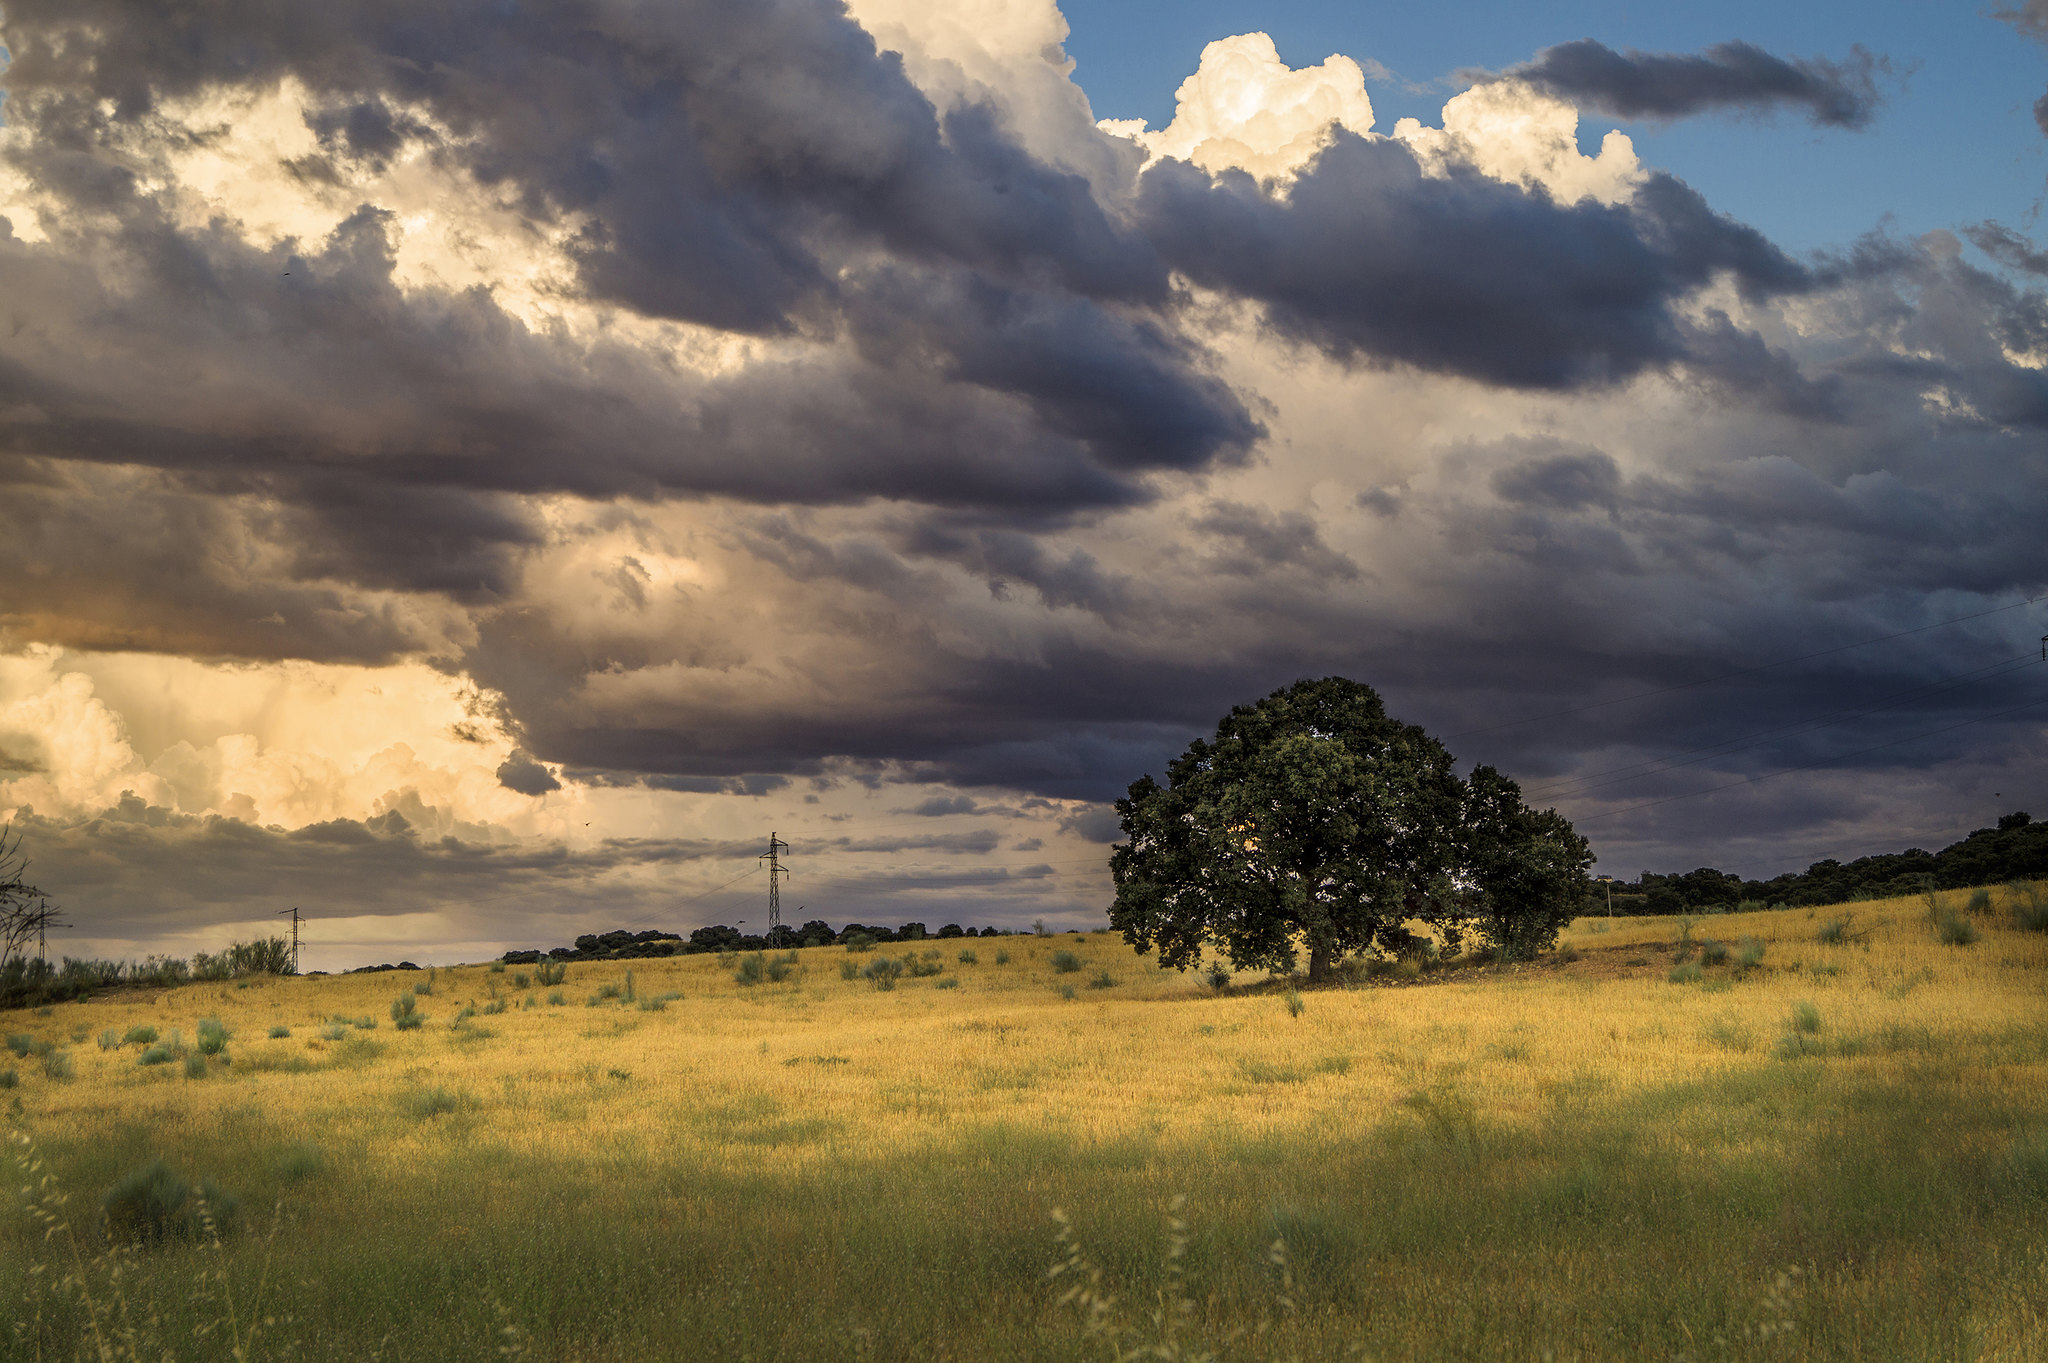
[8,1046,2047,1361]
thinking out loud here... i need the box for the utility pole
[760,833,789,935]
[277,905,302,974]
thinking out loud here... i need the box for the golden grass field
[4,888,2047,1360]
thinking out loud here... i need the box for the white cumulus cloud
[1102,32,1376,182]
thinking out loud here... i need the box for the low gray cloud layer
[1497,39,1890,128]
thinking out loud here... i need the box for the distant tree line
[501,919,1018,963]
[0,935,296,1009]
[1606,812,2048,914]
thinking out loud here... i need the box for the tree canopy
[1107,677,1591,981]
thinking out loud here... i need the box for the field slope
[4,891,2046,1360]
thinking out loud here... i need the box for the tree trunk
[1307,940,1333,983]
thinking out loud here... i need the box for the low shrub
[103,1160,192,1244]
[1774,1030,1825,1060]
[905,956,943,978]
[267,1024,291,1039]
[1057,983,1077,999]
[0,1068,13,1089]
[1966,887,1993,914]
[273,1143,326,1182]
[481,999,508,1015]
[1205,961,1233,992]
[546,990,565,1006]
[452,1004,476,1024]
[1772,1004,1827,1059]
[839,959,859,981]
[1735,899,1767,913]
[933,977,960,990]
[196,1018,229,1055]
[766,952,798,983]
[994,949,1011,965]
[957,948,978,965]
[534,960,568,987]
[5,1033,34,1058]
[488,961,506,973]
[1816,915,1857,945]
[861,956,904,991]
[1088,969,1117,990]
[96,1027,122,1051]
[1672,916,1698,964]
[42,1049,74,1080]
[399,1086,467,1120]
[121,1024,158,1046]
[318,1022,346,1041]
[390,990,424,1030]
[735,953,765,986]
[1738,937,1767,968]
[2018,896,2048,933]
[843,932,876,953]
[138,1044,175,1066]
[1285,989,1305,1017]
[183,1052,207,1079]
[1667,963,1703,984]
[512,971,531,989]
[1050,950,1083,974]
[1700,940,1730,967]
[1936,910,1979,946]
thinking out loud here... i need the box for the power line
[1447,593,2042,740]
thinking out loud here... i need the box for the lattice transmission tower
[760,833,790,934]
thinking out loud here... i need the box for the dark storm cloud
[1138,135,1808,390]
[0,0,1257,616]
[1966,222,2048,276]
[823,829,1004,855]
[1193,501,1360,580]
[1489,444,1623,512]
[2,0,2044,897]
[1492,39,1889,128]
[905,794,981,817]
[495,751,562,797]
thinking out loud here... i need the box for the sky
[3,0,2048,969]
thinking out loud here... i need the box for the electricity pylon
[276,905,302,974]
[760,833,789,934]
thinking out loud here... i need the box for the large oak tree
[1108,677,1591,981]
